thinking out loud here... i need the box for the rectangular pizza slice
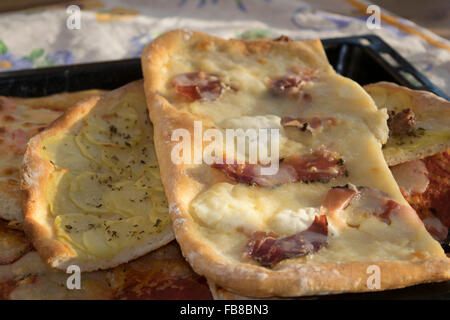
[142,30,449,297]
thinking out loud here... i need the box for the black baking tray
[0,34,448,300]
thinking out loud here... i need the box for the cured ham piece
[397,152,449,242]
[281,116,337,133]
[273,35,292,42]
[245,215,328,267]
[422,216,448,242]
[390,159,429,197]
[172,72,223,101]
[268,69,316,97]
[322,185,421,227]
[321,186,357,214]
[213,149,346,187]
[387,108,416,136]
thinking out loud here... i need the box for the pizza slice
[21,81,174,271]
[0,90,104,222]
[364,82,450,166]
[0,234,211,300]
[142,30,449,297]
[210,81,450,300]
[364,82,449,244]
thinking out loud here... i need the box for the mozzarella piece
[269,207,320,236]
[219,114,304,161]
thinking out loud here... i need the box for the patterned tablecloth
[0,0,449,95]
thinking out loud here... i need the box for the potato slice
[75,131,103,164]
[101,143,158,180]
[103,180,152,217]
[83,104,142,148]
[46,170,82,216]
[69,172,114,214]
[41,134,97,173]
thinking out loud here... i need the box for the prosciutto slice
[390,159,429,197]
[213,149,346,187]
[268,69,316,97]
[245,215,328,267]
[172,72,223,101]
[387,108,416,136]
[323,185,422,228]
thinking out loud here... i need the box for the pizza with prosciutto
[142,30,449,297]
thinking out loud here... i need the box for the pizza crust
[10,90,105,111]
[142,30,450,297]
[364,82,450,166]
[21,81,174,272]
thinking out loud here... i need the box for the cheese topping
[269,208,320,236]
[39,90,170,261]
[162,37,444,266]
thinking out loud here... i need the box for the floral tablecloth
[0,0,449,95]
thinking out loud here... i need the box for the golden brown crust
[142,30,450,297]
[10,90,106,111]
[21,81,174,272]
[364,81,450,166]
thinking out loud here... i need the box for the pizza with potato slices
[21,81,174,271]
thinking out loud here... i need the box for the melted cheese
[269,207,319,236]
[219,115,304,161]
[166,36,444,266]
[39,89,170,261]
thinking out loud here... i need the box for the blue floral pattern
[0,40,75,72]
